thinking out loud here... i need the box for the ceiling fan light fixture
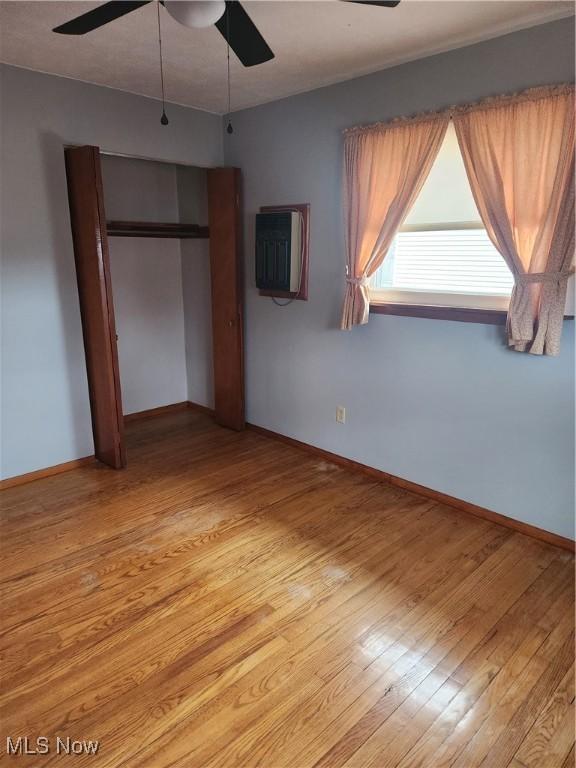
[164,1,226,29]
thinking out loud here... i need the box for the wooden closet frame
[64,146,244,469]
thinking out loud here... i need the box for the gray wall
[101,156,188,415]
[0,64,222,479]
[177,166,214,409]
[224,18,576,539]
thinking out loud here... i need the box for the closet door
[207,168,245,431]
[65,146,126,468]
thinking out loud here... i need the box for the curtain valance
[343,84,574,136]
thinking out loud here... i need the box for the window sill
[369,302,507,325]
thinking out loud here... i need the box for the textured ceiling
[0,1,573,113]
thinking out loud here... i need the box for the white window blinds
[372,229,514,296]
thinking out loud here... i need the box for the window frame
[369,302,508,325]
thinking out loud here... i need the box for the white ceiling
[0,1,573,113]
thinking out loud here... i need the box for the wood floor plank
[1,410,573,768]
[514,663,575,768]
[1,471,375,685]
[396,561,574,768]
[421,586,569,763]
[475,630,575,768]
[260,538,559,767]
[561,742,575,768]
[92,513,466,767]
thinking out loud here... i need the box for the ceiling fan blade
[343,1,401,6]
[215,1,274,68]
[53,1,151,35]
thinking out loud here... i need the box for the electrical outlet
[336,406,346,424]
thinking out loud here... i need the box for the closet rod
[107,221,209,239]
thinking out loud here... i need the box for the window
[371,227,514,310]
[370,123,513,312]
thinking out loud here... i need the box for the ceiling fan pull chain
[157,0,169,125]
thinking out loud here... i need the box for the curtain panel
[341,113,449,329]
[453,85,575,355]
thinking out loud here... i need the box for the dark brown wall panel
[65,146,126,468]
[207,168,245,431]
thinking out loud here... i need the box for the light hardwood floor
[1,410,574,767]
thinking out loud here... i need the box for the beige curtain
[341,114,449,329]
[453,85,575,355]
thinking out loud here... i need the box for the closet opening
[64,146,244,469]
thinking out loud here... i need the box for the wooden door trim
[65,146,126,468]
[92,147,126,465]
[207,167,245,431]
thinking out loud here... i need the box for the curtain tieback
[346,277,371,287]
[516,268,575,285]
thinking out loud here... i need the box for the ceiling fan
[53,0,401,68]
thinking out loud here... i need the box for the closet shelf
[106,221,209,239]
